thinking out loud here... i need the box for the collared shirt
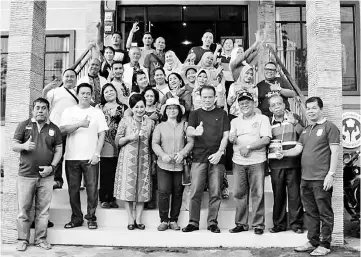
[77,74,107,106]
[13,118,62,178]
[298,118,340,180]
[123,62,149,87]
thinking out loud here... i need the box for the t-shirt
[60,105,109,160]
[139,47,155,67]
[257,77,292,117]
[188,108,230,163]
[187,46,212,65]
[123,63,149,87]
[101,48,129,63]
[47,86,78,126]
[13,119,62,178]
[144,52,165,86]
[298,119,340,180]
[231,113,272,165]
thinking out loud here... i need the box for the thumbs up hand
[23,136,36,151]
[194,121,204,137]
[79,115,90,128]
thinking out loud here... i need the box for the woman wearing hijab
[163,50,183,78]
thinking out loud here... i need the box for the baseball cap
[237,91,254,102]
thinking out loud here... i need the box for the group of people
[13,24,340,257]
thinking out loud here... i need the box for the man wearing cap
[182,85,230,233]
[228,91,271,235]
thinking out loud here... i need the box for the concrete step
[38,225,307,247]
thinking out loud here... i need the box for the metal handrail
[264,43,309,126]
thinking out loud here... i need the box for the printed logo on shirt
[302,130,307,134]
[316,129,323,137]
[25,126,32,130]
[252,122,260,128]
[49,129,55,137]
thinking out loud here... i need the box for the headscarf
[229,47,244,65]
[237,63,254,85]
[194,68,212,90]
[198,52,215,69]
[164,50,183,77]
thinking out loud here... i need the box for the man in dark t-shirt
[182,86,230,234]
[186,32,213,65]
[257,62,295,118]
[13,98,62,251]
[144,37,166,86]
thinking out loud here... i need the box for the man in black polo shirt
[12,98,62,251]
[276,97,340,256]
[182,85,230,233]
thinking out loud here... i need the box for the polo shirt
[257,77,292,117]
[298,118,340,180]
[13,118,62,178]
[187,46,212,65]
[188,107,230,164]
[268,113,303,169]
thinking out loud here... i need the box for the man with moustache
[187,31,213,65]
[123,46,149,86]
[144,37,166,86]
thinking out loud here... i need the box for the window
[276,5,358,93]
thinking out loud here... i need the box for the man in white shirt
[123,47,149,87]
[60,83,108,230]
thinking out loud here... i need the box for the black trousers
[54,138,66,185]
[301,180,334,249]
[99,157,117,203]
[270,167,303,230]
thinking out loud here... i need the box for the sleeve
[59,108,71,127]
[279,77,292,90]
[115,117,127,144]
[97,110,109,133]
[222,110,230,132]
[298,130,306,146]
[46,89,55,107]
[327,122,341,145]
[53,125,63,146]
[260,115,272,138]
[295,123,304,137]
[13,121,26,143]
[152,124,161,147]
[188,110,197,128]
[230,118,236,134]
[183,93,192,113]
[227,84,235,106]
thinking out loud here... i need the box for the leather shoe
[182,224,199,232]
[207,224,220,233]
[254,228,264,235]
[269,227,286,233]
[134,221,145,230]
[229,225,247,233]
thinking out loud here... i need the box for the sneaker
[16,241,28,251]
[157,221,169,231]
[294,242,317,252]
[35,240,52,250]
[310,246,331,256]
[169,221,181,230]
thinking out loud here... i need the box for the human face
[237,47,244,55]
[223,39,234,51]
[264,63,277,80]
[32,102,49,123]
[62,70,77,89]
[143,34,153,47]
[165,52,174,65]
[168,74,181,91]
[154,69,165,85]
[166,105,179,119]
[204,54,214,67]
[88,59,101,76]
[112,33,122,46]
[132,100,146,118]
[77,86,92,106]
[104,48,114,62]
[103,86,117,103]
[238,99,254,116]
[144,89,155,106]
[112,63,124,79]
[136,73,149,91]
[197,72,208,86]
[243,69,254,83]
[186,69,196,83]
[154,37,166,51]
[201,88,215,109]
[306,101,323,122]
[269,96,285,117]
[129,48,141,63]
[202,32,213,47]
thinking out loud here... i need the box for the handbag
[181,121,192,186]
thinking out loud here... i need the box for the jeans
[301,180,334,249]
[270,168,303,230]
[54,138,66,186]
[99,157,117,203]
[157,166,184,222]
[17,175,53,244]
[65,160,99,224]
[189,162,224,227]
[233,162,265,230]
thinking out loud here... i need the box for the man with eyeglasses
[257,62,295,118]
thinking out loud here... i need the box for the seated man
[13,98,62,251]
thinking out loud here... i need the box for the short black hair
[77,83,93,94]
[222,38,234,47]
[154,67,166,76]
[200,85,216,96]
[142,86,159,105]
[111,61,123,69]
[185,67,197,76]
[306,96,324,109]
[33,97,50,110]
[167,72,185,88]
[161,105,183,123]
[131,70,147,93]
[265,61,277,68]
[100,83,123,106]
[104,46,115,55]
[62,68,76,76]
[112,31,123,39]
[129,93,146,109]
[143,31,152,38]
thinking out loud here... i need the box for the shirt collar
[88,73,99,79]
[271,113,287,124]
[31,117,50,125]
[315,118,327,124]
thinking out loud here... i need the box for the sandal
[310,246,331,256]
[16,241,28,251]
[88,221,98,229]
[134,221,145,230]
[35,240,52,250]
[127,224,135,230]
[64,221,83,229]
[101,202,111,208]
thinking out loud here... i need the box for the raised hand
[194,121,204,137]
[131,22,140,33]
[23,136,35,151]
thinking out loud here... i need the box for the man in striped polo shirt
[268,95,304,234]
